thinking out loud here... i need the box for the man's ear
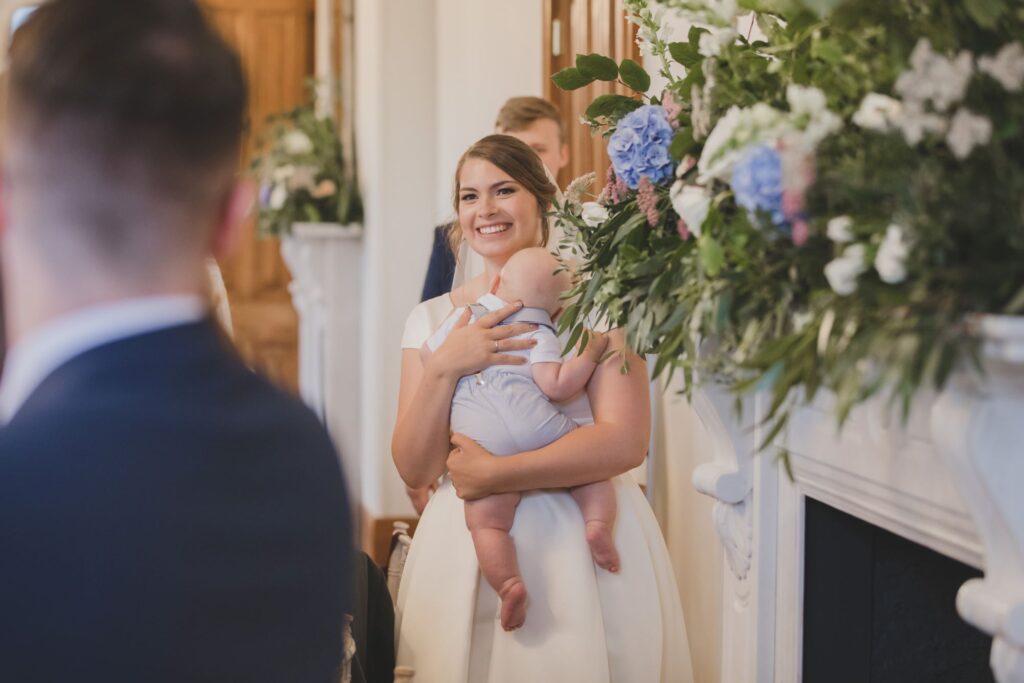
[558,143,570,172]
[210,178,256,260]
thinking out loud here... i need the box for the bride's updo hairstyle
[448,134,558,259]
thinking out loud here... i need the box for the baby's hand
[581,330,609,363]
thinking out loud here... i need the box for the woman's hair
[447,134,558,259]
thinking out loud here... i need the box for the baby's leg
[464,493,528,631]
[570,480,620,573]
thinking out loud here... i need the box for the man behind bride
[0,2,351,681]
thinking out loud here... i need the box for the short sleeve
[425,308,465,352]
[529,328,564,365]
[400,303,432,349]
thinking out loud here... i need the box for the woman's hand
[424,302,538,381]
[447,433,501,500]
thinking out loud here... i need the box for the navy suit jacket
[0,320,352,683]
[421,225,456,301]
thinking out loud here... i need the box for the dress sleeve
[529,328,565,365]
[401,304,433,349]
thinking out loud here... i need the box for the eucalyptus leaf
[668,42,703,68]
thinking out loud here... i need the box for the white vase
[931,314,1024,683]
[280,221,364,509]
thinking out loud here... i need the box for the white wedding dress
[394,294,694,682]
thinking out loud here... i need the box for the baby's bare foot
[586,520,620,573]
[498,577,528,631]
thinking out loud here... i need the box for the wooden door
[544,0,640,188]
[200,0,316,392]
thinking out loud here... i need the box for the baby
[424,247,619,632]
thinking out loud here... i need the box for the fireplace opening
[802,498,993,683]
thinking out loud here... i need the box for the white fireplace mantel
[692,319,1024,682]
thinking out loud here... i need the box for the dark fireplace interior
[802,498,993,683]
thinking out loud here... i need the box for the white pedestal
[281,221,364,510]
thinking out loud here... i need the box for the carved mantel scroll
[931,315,1024,683]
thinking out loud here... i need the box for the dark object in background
[421,225,456,301]
[347,552,396,683]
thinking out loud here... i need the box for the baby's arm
[532,331,609,402]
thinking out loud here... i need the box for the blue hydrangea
[608,105,675,189]
[731,144,787,227]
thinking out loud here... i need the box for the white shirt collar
[476,293,507,310]
[0,295,207,423]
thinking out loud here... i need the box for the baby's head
[496,247,573,316]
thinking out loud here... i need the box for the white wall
[433,0,544,223]
[354,0,543,519]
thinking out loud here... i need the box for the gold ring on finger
[494,340,500,352]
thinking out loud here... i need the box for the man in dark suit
[0,2,352,681]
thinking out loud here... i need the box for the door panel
[200,0,316,392]
[544,0,640,188]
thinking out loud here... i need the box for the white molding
[281,224,364,513]
[690,314,1024,681]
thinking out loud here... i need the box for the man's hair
[4,0,247,275]
[494,97,565,144]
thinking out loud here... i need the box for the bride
[391,134,693,682]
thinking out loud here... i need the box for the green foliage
[577,53,620,81]
[554,0,1024,447]
[551,67,595,90]
[250,89,362,237]
[619,58,652,92]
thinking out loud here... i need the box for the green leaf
[669,128,696,161]
[576,53,619,82]
[687,26,709,46]
[798,0,844,16]
[585,94,643,120]
[699,235,725,276]
[619,59,651,93]
[811,38,842,64]
[965,0,1005,28]
[551,67,595,90]
[669,41,703,68]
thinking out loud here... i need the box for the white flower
[897,101,947,145]
[792,310,814,333]
[670,183,712,238]
[979,42,1024,92]
[706,0,740,23]
[283,130,314,155]
[826,216,854,243]
[895,39,973,112]
[787,85,828,119]
[580,202,610,228]
[698,105,790,182]
[800,109,842,149]
[272,164,295,183]
[824,244,868,296]
[874,224,910,284]
[269,183,288,210]
[698,26,737,58]
[946,108,992,160]
[852,93,904,132]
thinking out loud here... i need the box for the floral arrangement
[553,0,1024,448]
[251,98,362,236]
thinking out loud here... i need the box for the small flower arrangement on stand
[552,0,1024,446]
[251,97,362,236]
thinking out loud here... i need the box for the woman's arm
[391,302,540,488]
[447,329,650,499]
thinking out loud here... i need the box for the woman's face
[458,158,542,264]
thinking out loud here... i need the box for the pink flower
[637,176,660,226]
[782,190,805,221]
[599,166,622,205]
[662,91,682,128]
[676,218,691,241]
[791,218,809,247]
